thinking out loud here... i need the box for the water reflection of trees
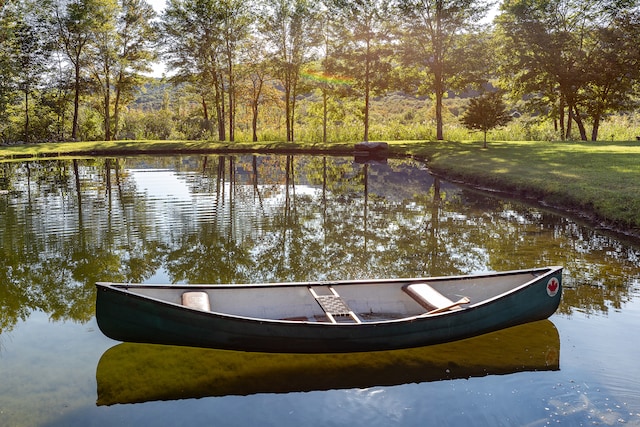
[1,155,639,332]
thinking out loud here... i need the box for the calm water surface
[1,154,639,426]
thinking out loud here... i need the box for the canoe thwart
[403,283,469,314]
[309,286,362,323]
[182,291,211,311]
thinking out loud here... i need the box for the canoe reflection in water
[96,320,559,406]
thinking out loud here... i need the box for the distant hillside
[132,79,172,111]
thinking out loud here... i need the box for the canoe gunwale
[97,265,562,292]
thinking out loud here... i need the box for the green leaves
[460,91,512,146]
[495,0,640,141]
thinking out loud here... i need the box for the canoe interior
[111,269,552,323]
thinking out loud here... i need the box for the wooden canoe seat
[404,283,468,314]
[181,291,211,311]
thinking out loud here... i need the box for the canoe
[96,320,560,405]
[95,266,562,353]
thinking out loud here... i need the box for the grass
[0,140,326,157]
[2,138,640,237]
[392,139,640,234]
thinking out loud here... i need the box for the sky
[148,0,165,13]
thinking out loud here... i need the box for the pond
[1,154,639,427]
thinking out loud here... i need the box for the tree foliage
[460,91,513,147]
[162,0,253,141]
[329,0,393,142]
[57,0,95,140]
[259,0,320,142]
[395,0,493,140]
[495,0,640,141]
[0,0,639,144]
[112,0,158,139]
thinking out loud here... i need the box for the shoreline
[426,167,640,242]
[1,140,639,242]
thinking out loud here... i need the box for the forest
[0,0,639,145]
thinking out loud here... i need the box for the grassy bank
[2,139,639,237]
[391,140,640,236]
[0,140,353,159]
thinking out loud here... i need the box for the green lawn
[2,139,639,236]
[0,140,354,158]
[393,140,640,234]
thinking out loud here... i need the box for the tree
[581,10,640,140]
[0,1,19,142]
[9,0,56,144]
[236,35,276,142]
[56,0,102,140]
[85,0,119,141]
[329,0,393,142]
[395,0,492,140]
[460,91,512,147]
[14,23,43,143]
[495,0,639,141]
[299,8,354,143]
[260,0,319,142]
[112,0,158,140]
[162,0,222,140]
[216,0,252,142]
[496,0,588,140]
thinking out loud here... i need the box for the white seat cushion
[404,283,454,311]
[181,291,211,311]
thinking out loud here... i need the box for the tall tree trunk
[558,96,565,140]
[572,105,587,141]
[285,89,291,141]
[290,86,296,142]
[363,38,370,142]
[435,81,444,141]
[219,88,226,140]
[72,60,81,140]
[252,99,259,142]
[285,83,292,142]
[434,2,444,141]
[228,88,234,142]
[202,96,210,133]
[322,87,327,143]
[251,74,263,142]
[104,75,111,141]
[284,64,297,142]
[23,89,29,144]
[113,75,123,140]
[211,70,225,140]
[565,104,573,140]
[215,79,225,141]
[591,116,600,141]
[227,44,234,142]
